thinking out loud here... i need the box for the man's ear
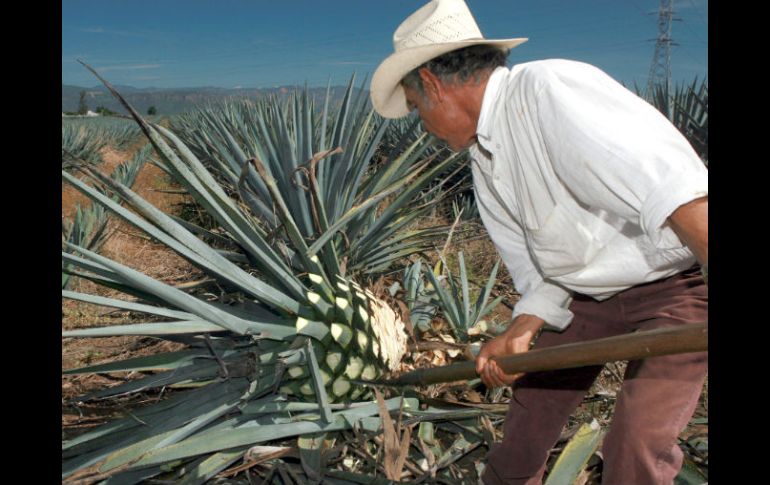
[418,67,444,104]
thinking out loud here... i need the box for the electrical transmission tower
[645,0,680,102]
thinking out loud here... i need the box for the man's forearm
[668,196,708,269]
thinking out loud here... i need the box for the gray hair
[400,44,509,96]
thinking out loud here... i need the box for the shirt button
[496,143,501,149]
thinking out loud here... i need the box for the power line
[686,0,708,25]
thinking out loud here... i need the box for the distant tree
[95,106,116,116]
[147,106,157,115]
[78,91,88,115]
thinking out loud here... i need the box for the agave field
[62,65,708,485]
[63,116,146,168]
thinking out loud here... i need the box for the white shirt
[469,60,708,331]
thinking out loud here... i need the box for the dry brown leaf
[464,389,483,403]
[431,349,446,366]
[574,468,592,485]
[373,388,413,481]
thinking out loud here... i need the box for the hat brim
[370,37,528,119]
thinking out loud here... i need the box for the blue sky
[62,0,708,90]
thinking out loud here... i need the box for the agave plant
[637,77,708,164]
[62,122,109,168]
[62,63,464,482]
[62,144,153,289]
[402,259,439,333]
[451,192,480,222]
[62,116,143,170]
[423,252,504,342]
[167,80,460,278]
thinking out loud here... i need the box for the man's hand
[475,314,546,388]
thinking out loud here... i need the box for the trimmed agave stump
[279,275,408,401]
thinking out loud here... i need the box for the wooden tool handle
[371,322,707,387]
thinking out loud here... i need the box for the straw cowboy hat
[370,0,528,119]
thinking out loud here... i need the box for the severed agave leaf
[544,419,603,485]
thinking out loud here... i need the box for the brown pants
[482,266,708,485]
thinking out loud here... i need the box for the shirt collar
[475,66,509,149]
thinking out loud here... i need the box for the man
[370,1,707,484]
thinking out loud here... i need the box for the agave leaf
[341,114,391,212]
[473,259,501,322]
[153,381,255,450]
[403,406,502,422]
[64,243,297,339]
[351,209,442,260]
[62,320,228,337]
[424,268,460,335]
[215,249,250,264]
[306,154,437,258]
[318,79,331,154]
[360,132,430,200]
[276,97,315,237]
[325,75,356,203]
[352,218,440,259]
[248,155,334,298]
[62,290,196,320]
[303,339,333,424]
[63,168,304,313]
[168,214,238,248]
[62,379,248,478]
[240,397,372,416]
[62,251,122,283]
[219,119,273,204]
[78,62,254,237]
[434,434,477,470]
[298,432,327,483]
[63,269,168,305]
[345,149,438,247]
[543,420,603,485]
[113,397,417,471]
[445,257,464,324]
[78,63,305,297]
[168,83,451,283]
[350,150,463,255]
[76,361,222,402]
[95,379,251,471]
[459,253,470,323]
[356,250,430,276]
[479,295,505,321]
[63,408,173,460]
[405,260,422,304]
[176,447,250,485]
[62,349,212,375]
[354,242,429,270]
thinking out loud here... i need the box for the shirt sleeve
[472,174,574,331]
[531,60,708,249]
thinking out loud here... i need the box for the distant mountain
[62,83,369,116]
